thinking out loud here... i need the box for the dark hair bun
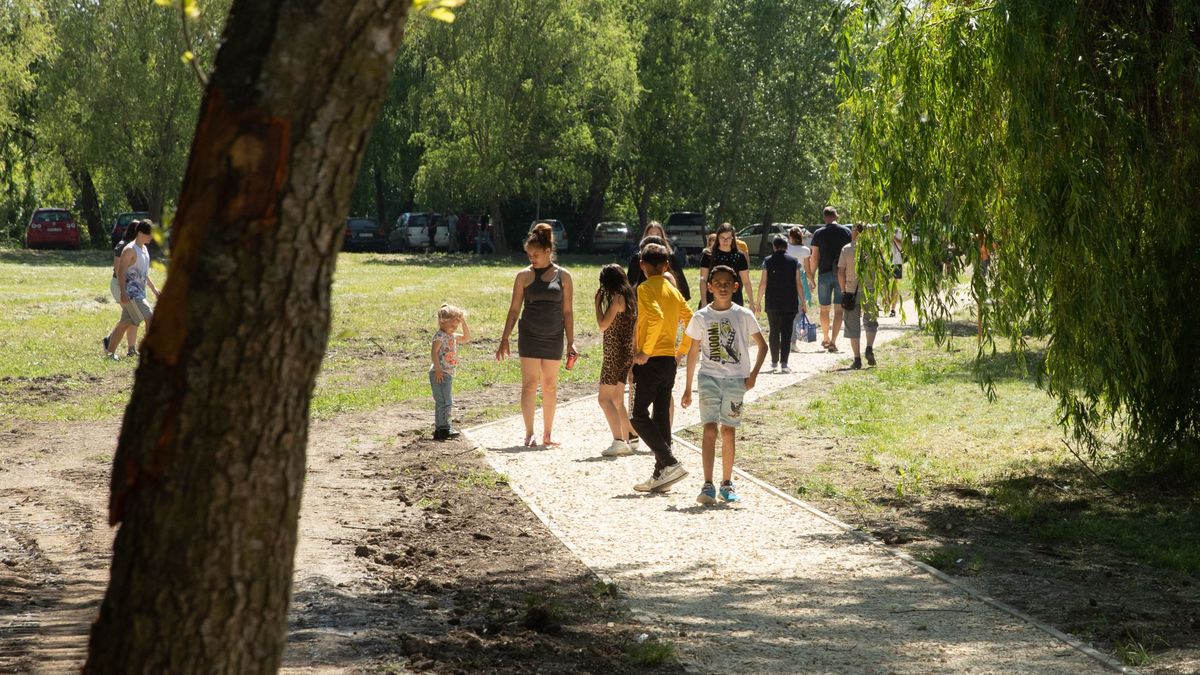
[527,222,555,250]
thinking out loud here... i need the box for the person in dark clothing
[809,206,852,352]
[756,235,807,373]
[697,223,753,311]
[626,222,690,301]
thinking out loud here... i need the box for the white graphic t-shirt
[684,304,762,379]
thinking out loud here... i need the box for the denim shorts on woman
[698,373,747,427]
[817,272,843,306]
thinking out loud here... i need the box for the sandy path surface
[468,314,1119,673]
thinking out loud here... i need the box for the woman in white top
[786,227,813,306]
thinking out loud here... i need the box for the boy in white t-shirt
[682,265,767,504]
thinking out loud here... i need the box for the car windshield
[35,211,71,223]
[598,223,626,234]
[408,215,429,228]
[348,219,378,231]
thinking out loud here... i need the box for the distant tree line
[0,0,848,250]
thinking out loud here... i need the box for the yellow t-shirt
[636,275,694,358]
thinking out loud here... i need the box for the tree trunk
[71,166,106,246]
[490,197,507,253]
[578,167,610,252]
[637,180,652,231]
[124,188,150,213]
[373,159,387,227]
[84,1,413,673]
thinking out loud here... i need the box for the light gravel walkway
[467,313,1122,674]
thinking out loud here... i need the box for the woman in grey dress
[497,222,576,447]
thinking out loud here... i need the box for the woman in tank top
[497,222,576,447]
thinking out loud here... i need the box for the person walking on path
[102,220,141,358]
[786,226,814,307]
[496,223,576,447]
[682,265,767,505]
[630,244,692,493]
[430,304,470,440]
[809,206,851,353]
[594,264,638,457]
[698,223,754,311]
[838,223,879,369]
[888,225,904,317]
[104,220,158,361]
[626,222,690,302]
[756,235,807,374]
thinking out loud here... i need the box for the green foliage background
[840,0,1200,476]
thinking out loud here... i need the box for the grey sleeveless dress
[518,265,565,360]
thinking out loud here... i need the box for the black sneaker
[864,347,876,366]
[851,357,862,370]
[445,428,461,439]
[102,336,110,353]
[432,428,449,441]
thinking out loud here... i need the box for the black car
[110,211,151,248]
[342,217,386,252]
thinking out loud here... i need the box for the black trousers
[766,310,797,366]
[630,356,679,471]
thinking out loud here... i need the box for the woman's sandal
[524,433,537,447]
[542,436,562,447]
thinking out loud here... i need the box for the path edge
[668,433,1135,674]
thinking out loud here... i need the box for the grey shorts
[698,374,746,427]
[109,277,121,303]
[121,297,153,326]
[843,303,878,339]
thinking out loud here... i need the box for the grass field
[0,248,626,421]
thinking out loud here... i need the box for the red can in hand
[565,350,579,370]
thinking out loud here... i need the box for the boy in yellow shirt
[631,243,694,493]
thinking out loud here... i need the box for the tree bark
[489,196,507,253]
[84,1,413,673]
[373,159,387,228]
[70,166,106,246]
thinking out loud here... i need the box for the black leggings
[766,311,797,365]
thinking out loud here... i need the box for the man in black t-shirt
[809,206,852,352]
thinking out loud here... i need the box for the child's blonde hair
[438,303,466,322]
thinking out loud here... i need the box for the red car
[26,208,82,250]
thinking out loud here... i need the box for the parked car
[342,217,386,252]
[530,219,569,253]
[109,211,151,247]
[26,208,82,250]
[738,223,796,256]
[664,212,706,257]
[591,221,629,253]
[387,212,440,252]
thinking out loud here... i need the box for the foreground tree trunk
[70,166,105,246]
[84,1,413,672]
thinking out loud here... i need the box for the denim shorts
[698,373,746,427]
[817,272,843,306]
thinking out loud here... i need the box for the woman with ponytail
[496,222,576,447]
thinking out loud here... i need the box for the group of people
[102,219,158,361]
[430,207,899,504]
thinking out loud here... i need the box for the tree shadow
[0,249,112,268]
[855,462,1200,658]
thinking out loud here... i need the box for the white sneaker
[601,439,632,457]
[780,365,792,374]
[634,462,687,492]
[769,362,778,373]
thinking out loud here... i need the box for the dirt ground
[0,388,683,674]
[701,366,1200,674]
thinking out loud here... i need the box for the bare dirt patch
[0,404,683,674]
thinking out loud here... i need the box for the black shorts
[892,264,903,280]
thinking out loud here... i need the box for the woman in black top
[756,235,807,373]
[625,222,690,301]
[698,222,753,310]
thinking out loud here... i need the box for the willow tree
[82,0,449,671]
[841,0,1200,476]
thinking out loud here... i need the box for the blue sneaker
[697,483,717,505]
[719,482,741,503]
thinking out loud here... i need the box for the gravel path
[467,314,1121,673]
